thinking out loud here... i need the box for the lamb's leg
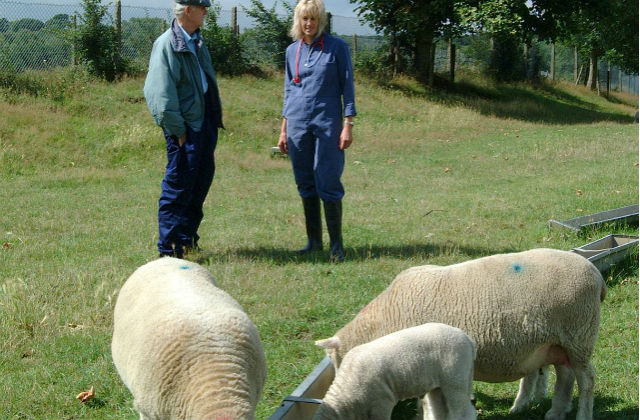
[424,389,446,420]
[443,392,477,420]
[574,363,595,420]
[509,372,538,413]
[534,366,550,401]
[544,364,575,420]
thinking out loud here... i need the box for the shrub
[73,0,128,81]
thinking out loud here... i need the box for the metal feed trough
[549,204,639,232]
[570,234,639,273]
[269,357,334,420]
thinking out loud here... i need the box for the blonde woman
[278,0,356,262]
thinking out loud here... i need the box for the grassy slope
[0,72,637,419]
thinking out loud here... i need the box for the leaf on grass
[575,189,583,196]
[76,386,95,403]
[2,242,11,249]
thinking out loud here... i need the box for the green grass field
[0,69,638,419]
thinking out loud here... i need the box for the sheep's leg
[415,397,424,420]
[574,363,595,420]
[443,392,477,420]
[424,389,446,420]
[544,364,574,420]
[534,366,550,401]
[509,372,538,413]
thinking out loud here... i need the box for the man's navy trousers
[158,92,218,254]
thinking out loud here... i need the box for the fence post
[618,69,622,92]
[574,46,578,83]
[606,62,610,96]
[352,34,357,60]
[232,6,238,35]
[115,0,122,70]
[550,42,555,81]
[71,14,77,66]
[448,37,455,83]
[326,12,331,34]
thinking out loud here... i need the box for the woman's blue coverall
[282,33,356,202]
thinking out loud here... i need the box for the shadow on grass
[472,390,639,420]
[195,241,519,266]
[382,77,635,125]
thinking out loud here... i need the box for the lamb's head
[315,336,343,367]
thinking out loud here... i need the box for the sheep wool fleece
[314,323,477,420]
[317,248,606,420]
[111,257,267,420]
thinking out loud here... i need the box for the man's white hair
[173,2,187,19]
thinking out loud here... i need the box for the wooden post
[618,69,622,92]
[550,42,555,81]
[606,62,610,96]
[523,42,529,79]
[114,0,122,69]
[428,41,436,86]
[575,64,583,85]
[448,38,455,83]
[326,12,332,34]
[72,14,77,66]
[574,46,578,83]
[231,6,238,35]
[352,34,357,60]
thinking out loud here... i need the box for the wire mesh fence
[0,0,637,95]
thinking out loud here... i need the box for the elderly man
[144,0,223,258]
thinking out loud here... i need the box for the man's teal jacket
[144,19,223,139]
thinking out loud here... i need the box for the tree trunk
[390,31,398,78]
[414,31,433,85]
[587,48,598,90]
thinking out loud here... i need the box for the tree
[243,0,293,68]
[11,18,45,32]
[351,0,460,84]
[45,14,71,30]
[200,1,254,76]
[73,0,127,81]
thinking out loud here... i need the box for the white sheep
[313,323,477,420]
[316,248,606,420]
[111,257,267,420]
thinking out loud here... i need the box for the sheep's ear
[315,336,341,349]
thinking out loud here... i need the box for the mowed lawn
[0,70,637,419]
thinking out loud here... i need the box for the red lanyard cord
[293,36,324,84]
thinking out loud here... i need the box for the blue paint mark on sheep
[511,263,524,273]
[179,265,191,270]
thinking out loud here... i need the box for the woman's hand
[278,118,288,154]
[339,124,353,150]
[278,131,288,154]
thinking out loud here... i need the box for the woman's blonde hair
[289,0,327,41]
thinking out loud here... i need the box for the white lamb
[316,248,606,420]
[111,257,267,420]
[313,323,477,420]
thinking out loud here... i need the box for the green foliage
[488,35,525,82]
[200,2,256,76]
[120,17,166,71]
[73,0,128,81]
[0,66,92,104]
[242,0,293,69]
